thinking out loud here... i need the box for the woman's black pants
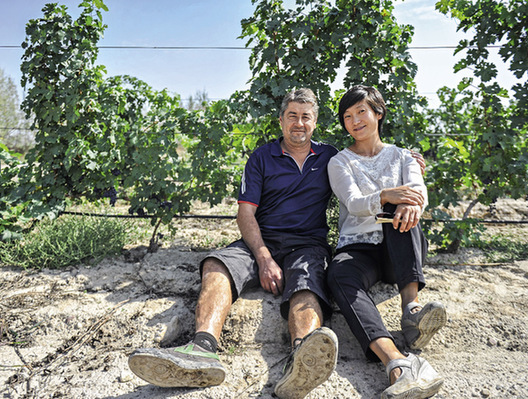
[327,214,428,361]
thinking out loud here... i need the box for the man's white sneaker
[128,343,225,388]
[274,327,338,399]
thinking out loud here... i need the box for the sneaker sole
[274,328,338,399]
[382,377,444,399]
[128,350,225,388]
[410,305,447,350]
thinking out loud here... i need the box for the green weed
[474,234,528,263]
[0,215,128,270]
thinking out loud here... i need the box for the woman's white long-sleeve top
[328,144,428,249]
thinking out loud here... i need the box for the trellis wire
[59,211,528,224]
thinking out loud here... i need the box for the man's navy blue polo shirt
[238,138,338,238]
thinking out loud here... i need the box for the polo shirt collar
[271,138,320,157]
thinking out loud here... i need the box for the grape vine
[1,0,526,253]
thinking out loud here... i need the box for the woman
[326,85,446,399]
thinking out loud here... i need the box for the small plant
[473,234,528,263]
[0,215,128,270]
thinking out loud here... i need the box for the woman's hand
[392,204,422,232]
[380,186,424,207]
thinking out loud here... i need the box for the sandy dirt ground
[1,199,528,399]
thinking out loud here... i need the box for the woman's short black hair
[338,85,387,135]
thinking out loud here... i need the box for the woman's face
[342,100,382,143]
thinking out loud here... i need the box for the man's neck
[281,139,312,169]
[280,138,312,156]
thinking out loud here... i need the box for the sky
[0,0,519,109]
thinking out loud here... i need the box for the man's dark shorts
[200,232,333,320]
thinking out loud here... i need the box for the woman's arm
[389,151,429,232]
[380,186,425,207]
[380,149,427,207]
[328,157,382,216]
[329,152,425,217]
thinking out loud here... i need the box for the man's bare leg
[195,258,234,341]
[127,256,231,388]
[274,290,338,399]
[288,290,323,346]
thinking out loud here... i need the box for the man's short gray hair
[280,88,319,118]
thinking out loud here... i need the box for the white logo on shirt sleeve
[241,169,246,194]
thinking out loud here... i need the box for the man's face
[279,102,317,148]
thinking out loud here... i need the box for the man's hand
[258,258,284,296]
[237,202,284,296]
[411,151,426,175]
[392,204,422,232]
[380,186,425,207]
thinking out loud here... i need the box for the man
[128,88,339,399]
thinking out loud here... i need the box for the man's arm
[236,203,284,295]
